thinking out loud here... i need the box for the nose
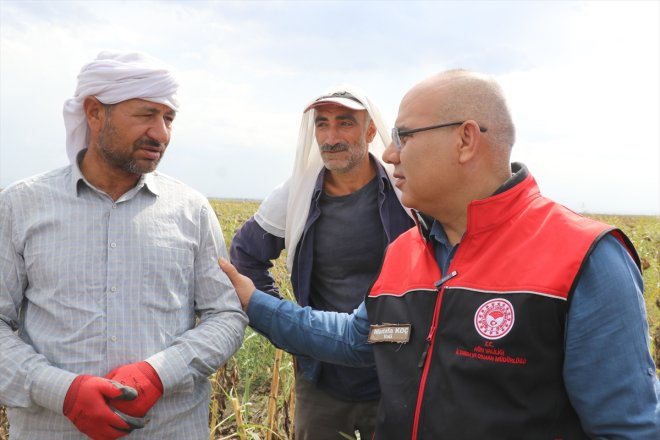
[322,125,344,146]
[382,140,400,165]
[146,117,170,145]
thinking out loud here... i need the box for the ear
[83,97,105,134]
[456,120,482,164]
[366,119,377,143]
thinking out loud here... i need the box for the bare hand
[218,257,256,311]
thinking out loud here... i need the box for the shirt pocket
[140,244,194,313]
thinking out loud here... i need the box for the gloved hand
[106,361,163,417]
[64,375,147,439]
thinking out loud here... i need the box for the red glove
[105,361,163,417]
[64,375,145,439]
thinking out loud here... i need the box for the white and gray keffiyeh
[254,84,409,271]
[63,50,180,162]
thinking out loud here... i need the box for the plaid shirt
[0,159,247,438]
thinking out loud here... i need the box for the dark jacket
[230,158,413,400]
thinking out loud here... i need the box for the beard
[97,122,165,175]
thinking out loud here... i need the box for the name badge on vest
[368,324,411,344]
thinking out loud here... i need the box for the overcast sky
[1,0,658,215]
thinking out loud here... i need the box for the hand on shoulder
[219,258,256,311]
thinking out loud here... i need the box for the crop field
[1,199,658,439]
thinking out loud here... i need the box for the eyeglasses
[391,121,487,152]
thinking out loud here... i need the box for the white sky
[1,0,658,215]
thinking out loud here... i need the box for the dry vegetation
[0,200,658,439]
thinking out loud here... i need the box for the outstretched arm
[220,258,374,367]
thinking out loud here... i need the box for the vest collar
[414,163,538,241]
[465,162,540,235]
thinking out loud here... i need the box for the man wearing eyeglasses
[229,86,413,439]
[222,69,659,439]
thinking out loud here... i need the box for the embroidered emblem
[474,298,515,340]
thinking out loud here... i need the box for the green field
[1,200,658,439]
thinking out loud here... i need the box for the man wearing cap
[0,51,247,439]
[230,86,413,439]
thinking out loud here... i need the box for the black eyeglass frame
[392,121,487,152]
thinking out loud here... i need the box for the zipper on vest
[412,269,458,439]
[418,270,458,368]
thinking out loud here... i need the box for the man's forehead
[394,100,415,127]
[395,89,434,126]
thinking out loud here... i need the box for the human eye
[399,132,413,144]
[134,109,156,121]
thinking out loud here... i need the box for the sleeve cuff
[30,366,77,414]
[146,347,193,395]
[246,290,279,333]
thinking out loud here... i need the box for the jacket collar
[465,162,538,235]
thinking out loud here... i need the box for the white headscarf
[63,50,180,162]
[254,84,407,271]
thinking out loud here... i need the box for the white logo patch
[474,298,515,340]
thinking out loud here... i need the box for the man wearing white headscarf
[0,51,247,439]
[230,86,413,439]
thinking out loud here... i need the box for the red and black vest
[365,167,638,439]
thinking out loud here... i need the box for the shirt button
[110,286,117,292]
[112,204,118,209]
[110,336,117,342]
[110,242,117,248]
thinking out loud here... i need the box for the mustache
[134,138,164,150]
[320,143,349,152]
